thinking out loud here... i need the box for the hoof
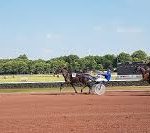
[88,91,91,94]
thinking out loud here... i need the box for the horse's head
[138,66,150,82]
[54,68,61,75]
[54,67,67,74]
[134,66,148,80]
[54,67,71,82]
[147,62,150,67]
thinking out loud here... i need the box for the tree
[131,50,147,62]
[17,54,28,60]
[64,55,79,63]
[63,55,80,71]
[13,60,29,74]
[94,56,103,64]
[95,64,103,71]
[0,51,149,75]
[100,54,116,70]
[49,59,67,73]
[83,56,97,71]
[142,56,150,63]
[117,52,132,63]
[102,59,112,70]
[1,61,13,74]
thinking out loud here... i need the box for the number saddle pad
[72,73,77,77]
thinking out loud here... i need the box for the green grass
[0,87,89,93]
[0,86,149,93]
[0,73,118,83]
[0,88,58,93]
[0,74,64,82]
[107,86,150,91]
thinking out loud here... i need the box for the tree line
[0,50,149,75]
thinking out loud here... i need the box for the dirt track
[0,91,150,133]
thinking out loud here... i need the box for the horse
[55,68,96,93]
[135,66,150,83]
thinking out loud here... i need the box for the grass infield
[0,86,149,93]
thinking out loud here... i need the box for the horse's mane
[59,67,96,82]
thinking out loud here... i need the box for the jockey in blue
[101,69,111,81]
[96,69,111,81]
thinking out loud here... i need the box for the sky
[0,0,150,59]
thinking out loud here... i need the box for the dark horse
[55,68,96,93]
[135,66,150,84]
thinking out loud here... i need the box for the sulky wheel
[92,83,106,95]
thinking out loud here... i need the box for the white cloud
[46,33,63,40]
[46,34,52,39]
[93,24,143,33]
[116,27,143,33]
[42,48,52,54]
[93,26,102,31]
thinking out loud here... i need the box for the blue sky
[0,0,150,59]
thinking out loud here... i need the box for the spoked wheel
[92,83,106,95]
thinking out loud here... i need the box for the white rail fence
[112,74,142,81]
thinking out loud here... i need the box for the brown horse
[55,68,96,93]
[136,66,150,83]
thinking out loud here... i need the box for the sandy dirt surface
[0,90,150,133]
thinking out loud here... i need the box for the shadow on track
[30,92,93,96]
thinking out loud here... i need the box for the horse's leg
[81,85,87,93]
[87,83,92,94]
[60,82,67,92]
[60,83,64,92]
[60,83,63,92]
[71,83,78,93]
[88,86,92,94]
[148,73,150,84]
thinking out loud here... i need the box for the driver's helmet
[107,69,111,74]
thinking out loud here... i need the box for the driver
[96,69,111,81]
